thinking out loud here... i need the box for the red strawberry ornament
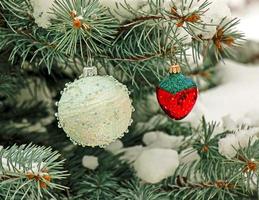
[156,65,198,120]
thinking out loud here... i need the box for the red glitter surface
[156,87,198,120]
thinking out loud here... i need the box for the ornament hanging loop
[169,64,181,74]
[82,67,97,77]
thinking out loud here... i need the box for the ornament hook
[82,67,97,77]
[169,64,181,74]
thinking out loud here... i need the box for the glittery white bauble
[57,70,133,147]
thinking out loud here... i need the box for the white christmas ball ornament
[57,67,133,147]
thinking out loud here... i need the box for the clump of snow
[105,140,123,154]
[133,148,179,183]
[82,155,99,170]
[218,128,259,158]
[162,0,203,16]
[218,134,239,158]
[30,0,55,28]
[143,131,184,149]
[0,157,46,176]
[99,0,147,21]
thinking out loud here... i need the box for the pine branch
[194,18,245,62]
[0,144,68,200]
[77,172,120,200]
[162,119,259,200]
[50,0,118,57]
[0,74,18,99]
[116,179,167,200]
[1,0,244,87]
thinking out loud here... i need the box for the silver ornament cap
[82,67,97,77]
